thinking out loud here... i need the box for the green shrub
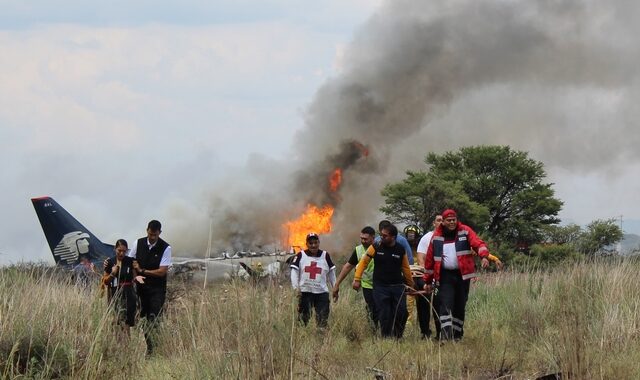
[530,243,581,266]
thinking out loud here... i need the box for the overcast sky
[2,0,639,264]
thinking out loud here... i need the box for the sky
[1,0,639,264]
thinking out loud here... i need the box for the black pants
[109,285,136,327]
[362,287,378,329]
[373,284,407,339]
[414,277,439,338]
[137,285,166,353]
[437,269,470,341]
[298,292,330,328]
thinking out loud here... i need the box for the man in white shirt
[129,220,172,354]
[414,214,443,339]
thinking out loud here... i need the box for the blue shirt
[374,234,414,265]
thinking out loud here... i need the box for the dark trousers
[109,285,137,327]
[414,277,440,338]
[137,285,166,353]
[298,292,330,328]
[437,269,470,341]
[362,287,378,330]
[373,284,408,339]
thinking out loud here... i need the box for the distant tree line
[380,145,624,266]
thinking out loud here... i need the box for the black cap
[306,232,319,241]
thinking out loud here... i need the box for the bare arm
[334,263,355,289]
[132,261,168,278]
[142,266,168,278]
[416,252,426,267]
[332,262,355,301]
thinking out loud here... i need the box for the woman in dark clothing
[103,239,144,337]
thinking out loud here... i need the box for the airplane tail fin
[31,196,114,267]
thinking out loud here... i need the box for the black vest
[371,241,406,286]
[136,237,169,288]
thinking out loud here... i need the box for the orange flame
[329,168,342,192]
[353,141,369,157]
[285,204,334,251]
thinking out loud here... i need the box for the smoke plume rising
[174,0,640,255]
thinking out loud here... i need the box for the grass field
[2,258,640,379]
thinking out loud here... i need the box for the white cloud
[0,13,368,264]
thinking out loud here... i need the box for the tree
[578,219,624,256]
[528,243,581,266]
[425,146,563,245]
[380,171,489,232]
[540,223,583,245]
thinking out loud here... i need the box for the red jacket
[423,222,490,283]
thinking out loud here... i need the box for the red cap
[442,209,457,219]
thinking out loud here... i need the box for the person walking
[423,209,492,341]
[415,214,443,339]
[290,233,336,329]
[353,223,413,339]
[104,239,144,339]
[129,220,172,354]
[332,226,378,329]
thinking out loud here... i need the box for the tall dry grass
[0,264,146,379]
[2,258,640,379]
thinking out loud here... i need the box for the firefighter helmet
[403,225,422,236]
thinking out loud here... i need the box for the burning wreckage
[31,140,370,285]
[171,251,293,283]
[172,140,371,283]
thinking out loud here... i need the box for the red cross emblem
[304,261,322,279]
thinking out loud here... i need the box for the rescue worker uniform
[347,244,377,328]
[290,249,336,327]
[423,222,490,341]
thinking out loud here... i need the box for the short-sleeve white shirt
[417,231,435,254]
[127,238,172,266]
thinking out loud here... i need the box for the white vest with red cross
[295,250,331,294]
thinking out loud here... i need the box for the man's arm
[401,254,414,288]
[290,253,301,290]
[138,266,168,278]
[332,250,358,301]
[134,245,172,278]
[422,238,435,290]
[466,227,490,269]
[416,232,433,267]
[149,245,171,277]
[334,250,358,289]
[334,263,355,289]
[467,227,489,258]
